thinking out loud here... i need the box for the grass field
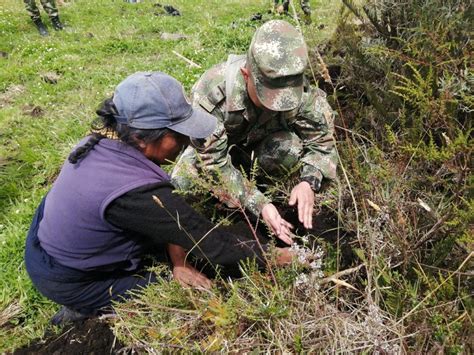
[0,0,341,351]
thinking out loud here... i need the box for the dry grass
[0,302,22,328]
[112,259,407,353]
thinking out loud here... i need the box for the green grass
[0,0,340,351]
[2,0,472,352]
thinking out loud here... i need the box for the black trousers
[24,198,157,314]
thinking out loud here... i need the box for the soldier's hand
[261,203,293,245]
[289,181,314,229]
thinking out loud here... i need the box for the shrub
[310,0,473,351]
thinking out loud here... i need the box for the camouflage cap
[248,20,308,111]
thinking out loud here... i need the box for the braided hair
[68,97,177,164]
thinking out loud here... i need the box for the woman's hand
[172,263,212,289]
[167,244,212,289]
[261,203,293,245]
[274,247,295,265]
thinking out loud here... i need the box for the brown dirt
[280,205,356,267]
[0,84,25,108]
[201,196,356,268]
[22,104,44,117]
[14,319,128,355]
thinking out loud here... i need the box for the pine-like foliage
[337,0,472,143]
[314,0,473,352]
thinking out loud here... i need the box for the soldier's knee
[171,165,196,191]
[170,150,199,191]
[254,131,303,174]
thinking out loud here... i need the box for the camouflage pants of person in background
[172,130,304,202]
[24,0,59,21]
[274,0,311,15]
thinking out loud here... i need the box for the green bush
[312,0,473,351]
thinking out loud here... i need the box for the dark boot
[33,18,49,37]
[50,306,91,326]
[302,6,312,24]
[51,16,64,31]
[303,12,312,25]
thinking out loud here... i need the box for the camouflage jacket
[190,55,337,216]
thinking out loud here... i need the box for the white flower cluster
[366,304,401,354]
[294,274,309,287]
[290,239,325,292]
[344,302,401,352]
[369,208,401,265]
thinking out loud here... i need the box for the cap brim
[249,59,303,112]
[168,107,217,139]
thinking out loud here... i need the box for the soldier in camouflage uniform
[24,0,64,37]
[172,20,337,244]
[274,0,311,23]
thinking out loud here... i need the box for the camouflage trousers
[24,0,59,20]
[274,0,311,15]
[171,130,303,192]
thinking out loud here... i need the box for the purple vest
[38,137,170,271]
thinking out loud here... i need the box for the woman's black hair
[68,97,181,164]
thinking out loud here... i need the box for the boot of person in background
[301,0,312,24]
[24,0,64,35]
[273,0,311,24]
[273,0,289,14]
[51,16,64,30]
[32,18,49,36]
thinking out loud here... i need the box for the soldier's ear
[240,67,249,83]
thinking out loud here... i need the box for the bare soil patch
[14,319,127,354]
